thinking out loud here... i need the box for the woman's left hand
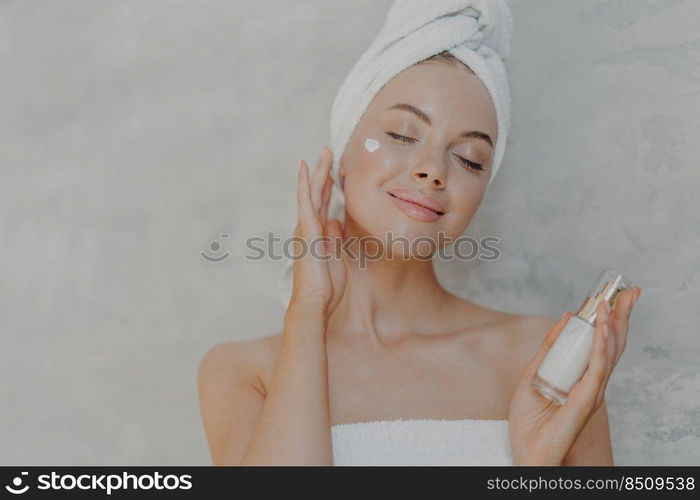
[508,286,642,466]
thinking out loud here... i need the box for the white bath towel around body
[331,418,514,466]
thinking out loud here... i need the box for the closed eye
[453,153,484,172]
[386,131,417,144]
[387,131,483,172]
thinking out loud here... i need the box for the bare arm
[239,311,332,465]
[198,310,332,466]
[197,340,265,465]
[199,147,342,465]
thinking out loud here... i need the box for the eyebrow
[385,103,494,148]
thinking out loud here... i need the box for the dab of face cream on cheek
[364,138,380,153]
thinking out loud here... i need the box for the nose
[411,161,445,189]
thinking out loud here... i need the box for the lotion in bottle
[532,268,635,405]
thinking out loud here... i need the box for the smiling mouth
[387,192,445,216]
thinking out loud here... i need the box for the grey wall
[0,0,697,465]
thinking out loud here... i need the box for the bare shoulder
[458,298,558,340]
[507,312,560,343]
[499,311,561,377]
[198,331,283,393]
[491,308,559,351]
[456,300,560,379]
[197,331,283,464]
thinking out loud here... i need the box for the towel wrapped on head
[279,0,514,309]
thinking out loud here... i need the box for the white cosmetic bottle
[532,269,635,406]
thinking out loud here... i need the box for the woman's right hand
[287,146,346,322]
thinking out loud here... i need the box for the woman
[198,1,641,466]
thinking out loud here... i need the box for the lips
[386,188,446,216]
[386,188,446,223]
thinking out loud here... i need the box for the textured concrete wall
[1,0,697,465]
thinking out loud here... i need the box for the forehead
[367,62,497,135]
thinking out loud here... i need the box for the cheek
[346,136,402,186]
[444,186,486,234]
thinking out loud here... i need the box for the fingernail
[604,300,611,316]
[603,323,609,339]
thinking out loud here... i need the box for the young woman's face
[339,60,499,255]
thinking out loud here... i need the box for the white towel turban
[278,0,514,310]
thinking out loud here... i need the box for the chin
[356,216,441,256]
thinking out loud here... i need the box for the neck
[326,217,464,344]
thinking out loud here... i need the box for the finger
[317,216,334,260]
[293,160,306,242]
[565,301,611,414]
[610,287,636,354]
[520,311,574,379]
[292,161,307,257]
[326,219,343,259]
[599,298,618,368]
[611,287,640,368]
[604,318,617,374]
[311,147,332,213]
[319,168,333,230]
[597,303,618,406]
[297,160,322,239]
